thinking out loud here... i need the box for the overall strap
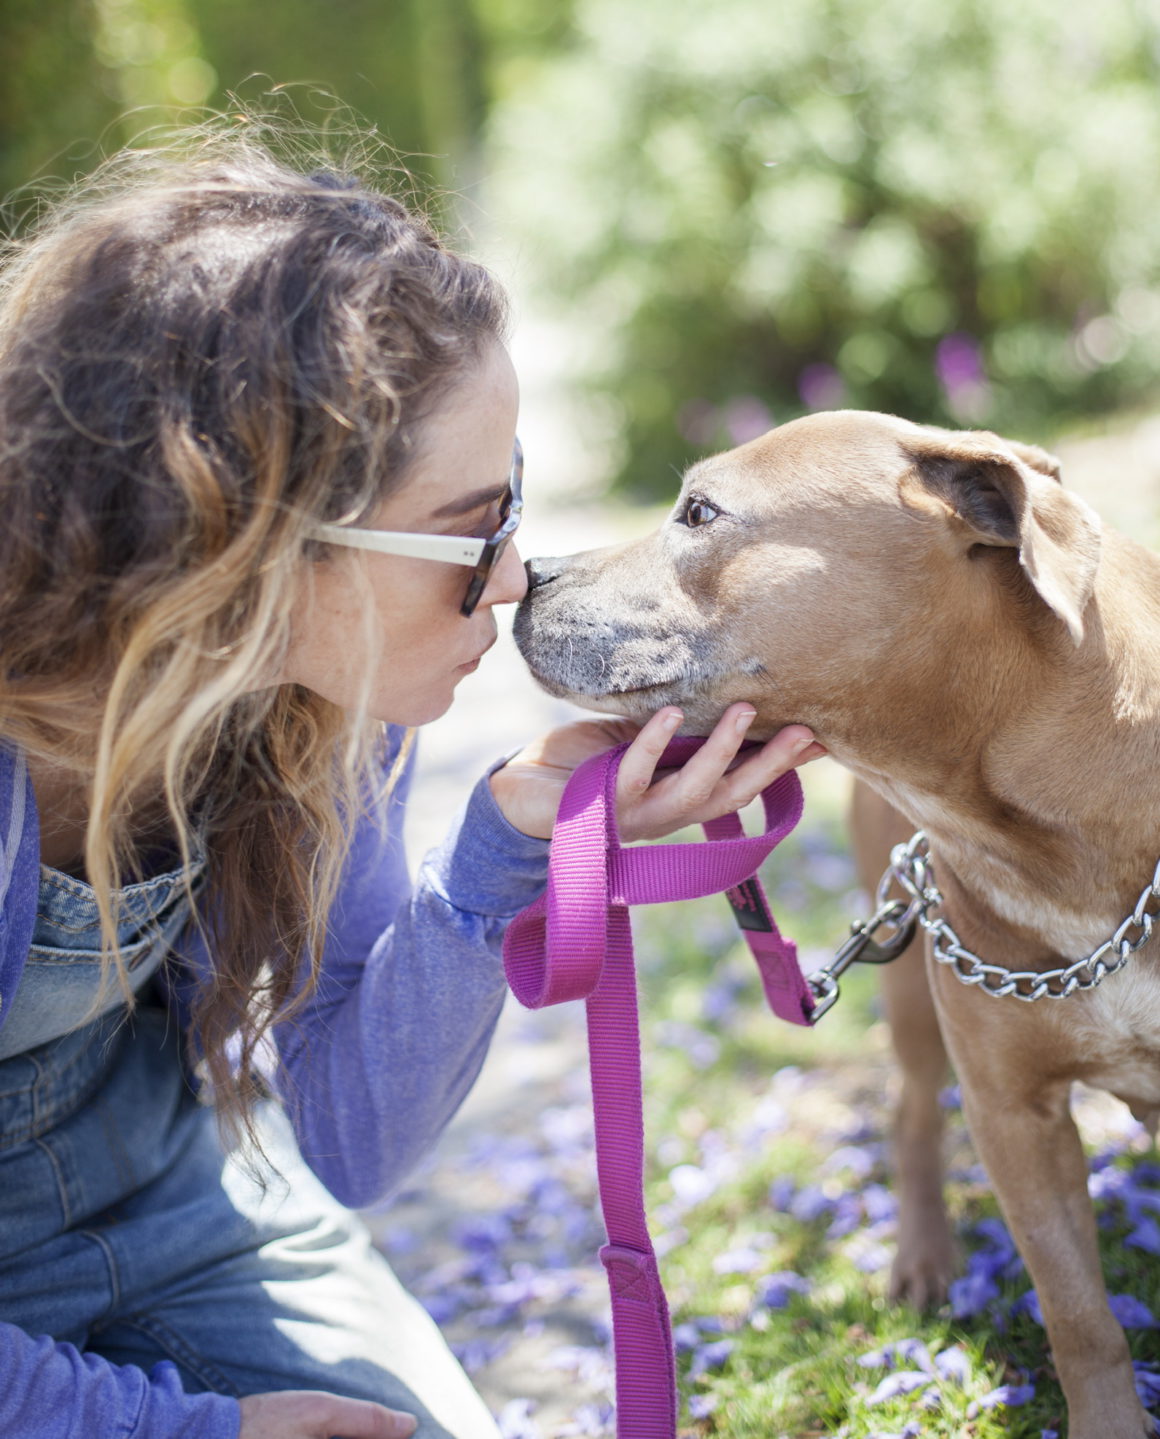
[503,737,810,1437]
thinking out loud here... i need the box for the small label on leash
[725,878,774,933]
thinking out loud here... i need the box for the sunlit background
[6,0,1160,501]
[7,6,1160,1435]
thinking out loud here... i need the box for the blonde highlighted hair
[0,119,508,1145]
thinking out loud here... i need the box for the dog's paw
[888,1225,957,1311]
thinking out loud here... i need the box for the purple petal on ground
[422,1293,464,1325]
[862,1184,898,1225]
[919,1386,942,1411]
[669,1163,719,1207]
[1110,1294,1159,1328]
[979,1382,1036,1408]
[973,1217,1014,1252]
[1127,1216,1160,1255]
[857,1347,893,1370]
[890,1339,934,1374]
[949,1269,999,1319]
[939,1084,962,1109]
[453,1214,515,1252]
[689,1394,719,1419]
[851,1240,892,1273]
[1011,1289,1044,1326]
[823,1145,877,1179]
[789,1184,833,1223]
[1090,1166,1133,1202]
[934,1347,971,1384]
[867,1371,931,1404]
[690,1339,735,1378]
[498,1398,543,1439]
[827,1194,864,1240]
[768,1175,797,1211]
[1133,1362,1160,1406]
[712,1246,764,1275]
[452,1337,511,1373]
[673,1323,700,1353]
[756,1271,812,1310]
[1042,1430,1060,1438]
[555,1402,615,1437]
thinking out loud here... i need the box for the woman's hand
[489,702,825,842]
[237,1390,417,1439]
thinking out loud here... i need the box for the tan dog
[512,410,1159,1439]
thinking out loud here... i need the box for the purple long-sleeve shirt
[0,728,549,1438]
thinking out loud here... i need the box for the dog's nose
[523,554,571,589]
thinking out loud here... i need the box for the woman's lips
[456,636,496,673]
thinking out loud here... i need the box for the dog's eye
[682,497,720,528]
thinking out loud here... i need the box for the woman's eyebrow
[429,484,506,520]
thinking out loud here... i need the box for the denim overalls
[0,844,501,1437]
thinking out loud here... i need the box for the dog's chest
[1071,964,1160,1104]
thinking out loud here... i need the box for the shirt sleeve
[0,1322,240,1438]
[268,733,550,1209]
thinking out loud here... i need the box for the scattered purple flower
[933,1346,971,1385]
[949,1269,999,1319]
[1133,1362,1160,1406]
[1109,1294,1159,1328]
[673,1323,700,1353]
[688,1394,719,1419]
[798,363,846,411]
[861,1183,897,1225]
[867,1371,931,1404]
[690,1339,735,1378]
[823,1145,877,1179]
[712,1246,763,1275]
[978,1381,1035,1408]
[1010,1289,1044,1326]
[789,1184,833,1223]
[668,1163,719,1207]
[1127,1216,1160,1255]
[755,1270,811,1310]
[498,1398,543,1439]
[768,1175,796,1211]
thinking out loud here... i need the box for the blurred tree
[0,0,525,224]
[488,0,1160,496]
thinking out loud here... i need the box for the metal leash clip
[806,897,919,1020]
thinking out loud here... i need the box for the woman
[0,131,819,1439]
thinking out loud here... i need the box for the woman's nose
[481,539,529,608]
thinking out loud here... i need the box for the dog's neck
[828,528,1160,962]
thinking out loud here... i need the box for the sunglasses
[310,439,524,618]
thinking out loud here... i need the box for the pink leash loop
[502,737,811,1438]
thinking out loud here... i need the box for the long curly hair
[0,121,509,1146]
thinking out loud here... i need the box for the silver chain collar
[806,830,1160,1016]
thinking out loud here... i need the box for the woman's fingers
[613,706,684,802]
[705,724,819,812]
[616,707,822,843]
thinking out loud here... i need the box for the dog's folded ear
[901,429,1101,645]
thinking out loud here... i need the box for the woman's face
[282,342,526,725]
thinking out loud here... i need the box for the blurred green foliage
[4,0,1160,499]
[488,0,1160,496]
[0,0,571,221]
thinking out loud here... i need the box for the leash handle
[502,737,809,1438]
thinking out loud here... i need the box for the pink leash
[502,737,814,1437]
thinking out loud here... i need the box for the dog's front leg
[939,998,1150,1437]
